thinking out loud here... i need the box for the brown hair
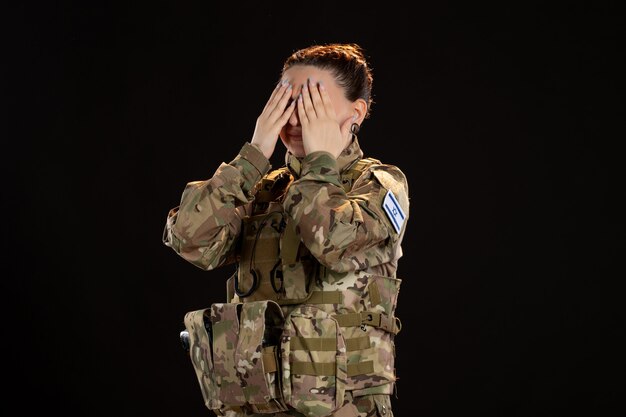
[282,43,375,119]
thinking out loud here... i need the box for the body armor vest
[182,157,403,416]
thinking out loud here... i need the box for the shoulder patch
[383,189,406,234]
[372,167,409,235]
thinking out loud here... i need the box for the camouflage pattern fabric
[280,305,347,416]
[222,393,393,417]
[163,138,409,276]
[183,309,223,412]
[165,137,409,416]
[185,301,290,414]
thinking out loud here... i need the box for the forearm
[284,152,393,272]
[163,142,271,270]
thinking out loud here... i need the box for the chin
[290,146,306,158]
[281,138,306,158]
[290,147,306,158]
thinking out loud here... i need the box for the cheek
[279,129,288,144]
[330,99,353,121]
[338,112,354,128]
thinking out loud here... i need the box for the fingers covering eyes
[300,81,317,119]
[307,79,327,117]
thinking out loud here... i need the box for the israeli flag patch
[383,189,406,234]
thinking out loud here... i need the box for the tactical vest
[182,157,403,416]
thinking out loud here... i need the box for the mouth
[287,130,302,141]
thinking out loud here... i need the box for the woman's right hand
[251,80,295,159]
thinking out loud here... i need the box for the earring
[350,123,360,135]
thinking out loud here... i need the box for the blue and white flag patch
[383,189,406,234]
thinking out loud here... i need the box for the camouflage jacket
[163,137,410,416]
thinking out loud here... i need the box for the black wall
[6,2,623,416]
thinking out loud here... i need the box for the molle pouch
[347,274,403,395]
[366,275,402,322]
[280,305,347,417]
[234,301,289,413]
[209,303,246,406]
[203,301,289,414]
[183,308,227,414]
[276,219,314,304]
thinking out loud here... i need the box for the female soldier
[163,43,409,417]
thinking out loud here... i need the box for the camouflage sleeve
[162,142,271,270]
[284,151,410,273]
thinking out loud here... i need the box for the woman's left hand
[297,78,354,159]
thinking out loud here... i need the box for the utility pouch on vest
[183,301,289,414]
[320,273,402,396]
[183,308,224,413]
[346,274,403,394]
[281,305,347,417]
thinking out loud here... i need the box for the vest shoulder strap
[254,167,293,205]
[341,157,381,192]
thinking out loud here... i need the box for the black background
[5,2,624,416]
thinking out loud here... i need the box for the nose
[288,103,299,126]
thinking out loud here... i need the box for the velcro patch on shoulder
[383,189,406,234]
[373,168,409,234]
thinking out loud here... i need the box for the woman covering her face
[164,43,410,417]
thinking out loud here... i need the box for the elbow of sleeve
[309,248,354,273]
[163,212,202,254]
[310,247,340,269]
[177,229,233,271]
[164,228,186,255]
[304,223,392,272]
[163,221,181,253]
[303,222,356,267]
[305,239,353,272]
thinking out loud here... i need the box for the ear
[352,98,368,125]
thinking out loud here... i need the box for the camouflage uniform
[164,137,409,417]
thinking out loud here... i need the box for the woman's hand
[297,78,354,159]
[251,81,296,159]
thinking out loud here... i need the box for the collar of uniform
[285,136,364,178]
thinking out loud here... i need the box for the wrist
[250,141,273,159]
